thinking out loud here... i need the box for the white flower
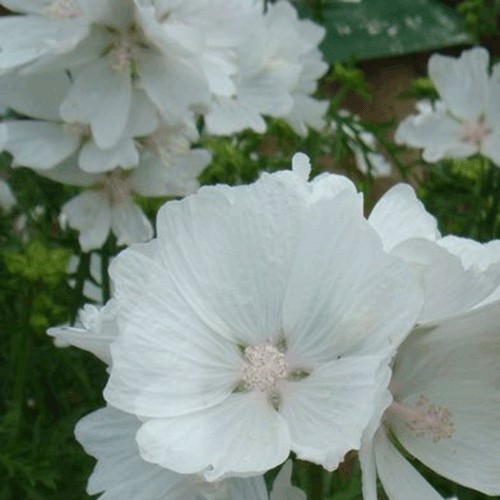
[368,183,500,323]
[102,153,422,480]
[360,301,500,499]
[334,110,392,177]
[75,405,270,500]
[395,47,500,166]
[0,72,158,173]
[67,252,104,303]
[204,1,327,136]
[0,178,16,212]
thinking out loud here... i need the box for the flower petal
[389,302,500,496]
[79,138,139,173]
[373,428,443,500]
[428,47,489,121]
[110,199,153,246]
[62,190,111,251]
[284,190,422,366]
[135,392,290,481]
[280,356,391,470]
[60,56,132,149]
[1,120,79,169]
[368,184,440,251]
[270,460,306,500]
[105,246,243,417]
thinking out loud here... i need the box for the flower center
[63,122,91,138]
[459,118,491,146]
[103,171,131,205]
[241,342,288,392]
[45,0,82,19]
[387,395,455,442]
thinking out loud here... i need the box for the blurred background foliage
[0,0,499,498]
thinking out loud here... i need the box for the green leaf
[313,0,471,62]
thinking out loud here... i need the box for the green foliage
[457,0,500,39]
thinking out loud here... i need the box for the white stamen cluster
[241,343,287,392]
[389,395,455,442]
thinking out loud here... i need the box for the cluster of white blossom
[0,0,328,250]
[49,153,500,500]
[395,47,500,166]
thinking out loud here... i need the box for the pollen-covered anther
[242,343,287,392]
[460,118,491,146]
[45,0,82,19]
[389,395,455,442]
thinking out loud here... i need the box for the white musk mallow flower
[103,153,423,480]
[395,47,500,165]
[360,301,500,499]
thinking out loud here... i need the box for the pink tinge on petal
[386,396,455,443]
[459,118,491,147]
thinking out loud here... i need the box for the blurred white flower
[395,47,500,166]
[102,153,422,480]
[0,178,16,212]
[360,302,500,499]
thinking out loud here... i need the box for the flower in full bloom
[56,147,210,250]
[395,47,500,166]
[50,302,306,499]
[360,301,500,499]
[100,153,422,480]
[359,184,500,498]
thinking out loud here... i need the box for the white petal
[110,199,153,246]
[270,460,306,500]
[60,57,132,148]
[131,149,210,197]
[123,90,159,138]
[428,47,489,120]
[389,302,500,496]
[2,120,78,169]
[0,16,88,73]
[373,428,443,500]
[285,94,328,137]
[359,390,393,500]
[284,191,423,366]
[36,154,99,187]
[75,406,206,500]
[62,190,111,251]
[81,0,134,28]
[105,247,243,417]
[369,184,440,251]
[78,138,139,173]
[391,238,500,323]
[154,172,311,346]
[204,95,267,135]
[481,130,500,166]
[0,1,48,14]
[485,62,500,129]
[280,356,391,470]
[0,71,70,121]
[137,48,209,122]
[395,107,476,162]
[47,301,118,364]
[135,392,290,480]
